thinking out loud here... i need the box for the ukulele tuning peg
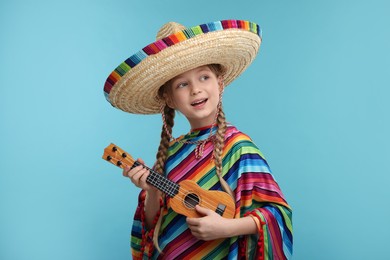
[112,146,118,152]
[122,153,127,158]
[106,155,112,161]
[117,161,122,166]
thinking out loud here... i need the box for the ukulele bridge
[216,203,227,216]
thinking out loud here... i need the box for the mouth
[191,98,208,107]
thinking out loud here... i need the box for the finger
[130,168,148,185]
[127,164,145,179]
[127,158,146,178]
[122,166,131,177]
[194,205,212,216]
[135,169,152,189]
[187,223,199,233]
[139,169,150,184]
[186,217,199,226]
[136,158,145,165]
[134,169,149,189]
[190,230,206,241]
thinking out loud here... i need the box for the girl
[104,20,292,259]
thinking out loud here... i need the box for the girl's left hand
[186,205,229,241]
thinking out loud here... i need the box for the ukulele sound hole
[184,193,200,209]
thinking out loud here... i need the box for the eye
[200,75,210,81]
[176,82,188,88]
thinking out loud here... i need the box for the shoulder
[224,124,266,160]
[225,124,253,140]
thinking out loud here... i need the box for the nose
[190,83,201,96]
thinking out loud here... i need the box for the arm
[123,158,162,229]
[127,160,165,259]
[144,189,162,229]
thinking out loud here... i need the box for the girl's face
[165,66,222,129]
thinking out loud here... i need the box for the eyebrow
[195,66,212,73]
[171,67,212,83]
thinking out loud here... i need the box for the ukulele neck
[133,161,179,198]
[102,143,180,198]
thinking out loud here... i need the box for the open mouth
[191,98,208,107]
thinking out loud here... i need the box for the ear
[163,92,175,109]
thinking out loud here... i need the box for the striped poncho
[131,125,293,259]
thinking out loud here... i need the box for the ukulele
[102,143,235,219]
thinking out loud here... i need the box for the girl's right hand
[122,158,155,192]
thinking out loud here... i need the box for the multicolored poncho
[131,125,293,259]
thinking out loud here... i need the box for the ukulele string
[109,152,225,211]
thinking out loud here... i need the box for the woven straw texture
[104,20,262,114]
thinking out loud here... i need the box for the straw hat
[104,20,262,114]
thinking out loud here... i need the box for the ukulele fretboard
[132,161,180,198]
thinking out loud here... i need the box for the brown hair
[152,64,233,252]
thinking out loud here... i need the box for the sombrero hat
[103,19,262,114]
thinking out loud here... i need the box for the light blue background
[1,0,389,259]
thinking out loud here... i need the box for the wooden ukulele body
[169,179,236,218]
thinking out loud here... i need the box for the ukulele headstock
[102,143,135,169]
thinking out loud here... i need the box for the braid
[153,105,175,253]
[213,107,235,198]
[154,106,175,174]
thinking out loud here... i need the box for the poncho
[130,125,293,259]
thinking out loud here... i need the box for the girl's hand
[186,205,230,241]
[122,158,156,192]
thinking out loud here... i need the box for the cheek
[173,91,187,101]
[167,92,183,109]
[213,88,221,100]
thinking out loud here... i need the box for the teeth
[192,99,206,105]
